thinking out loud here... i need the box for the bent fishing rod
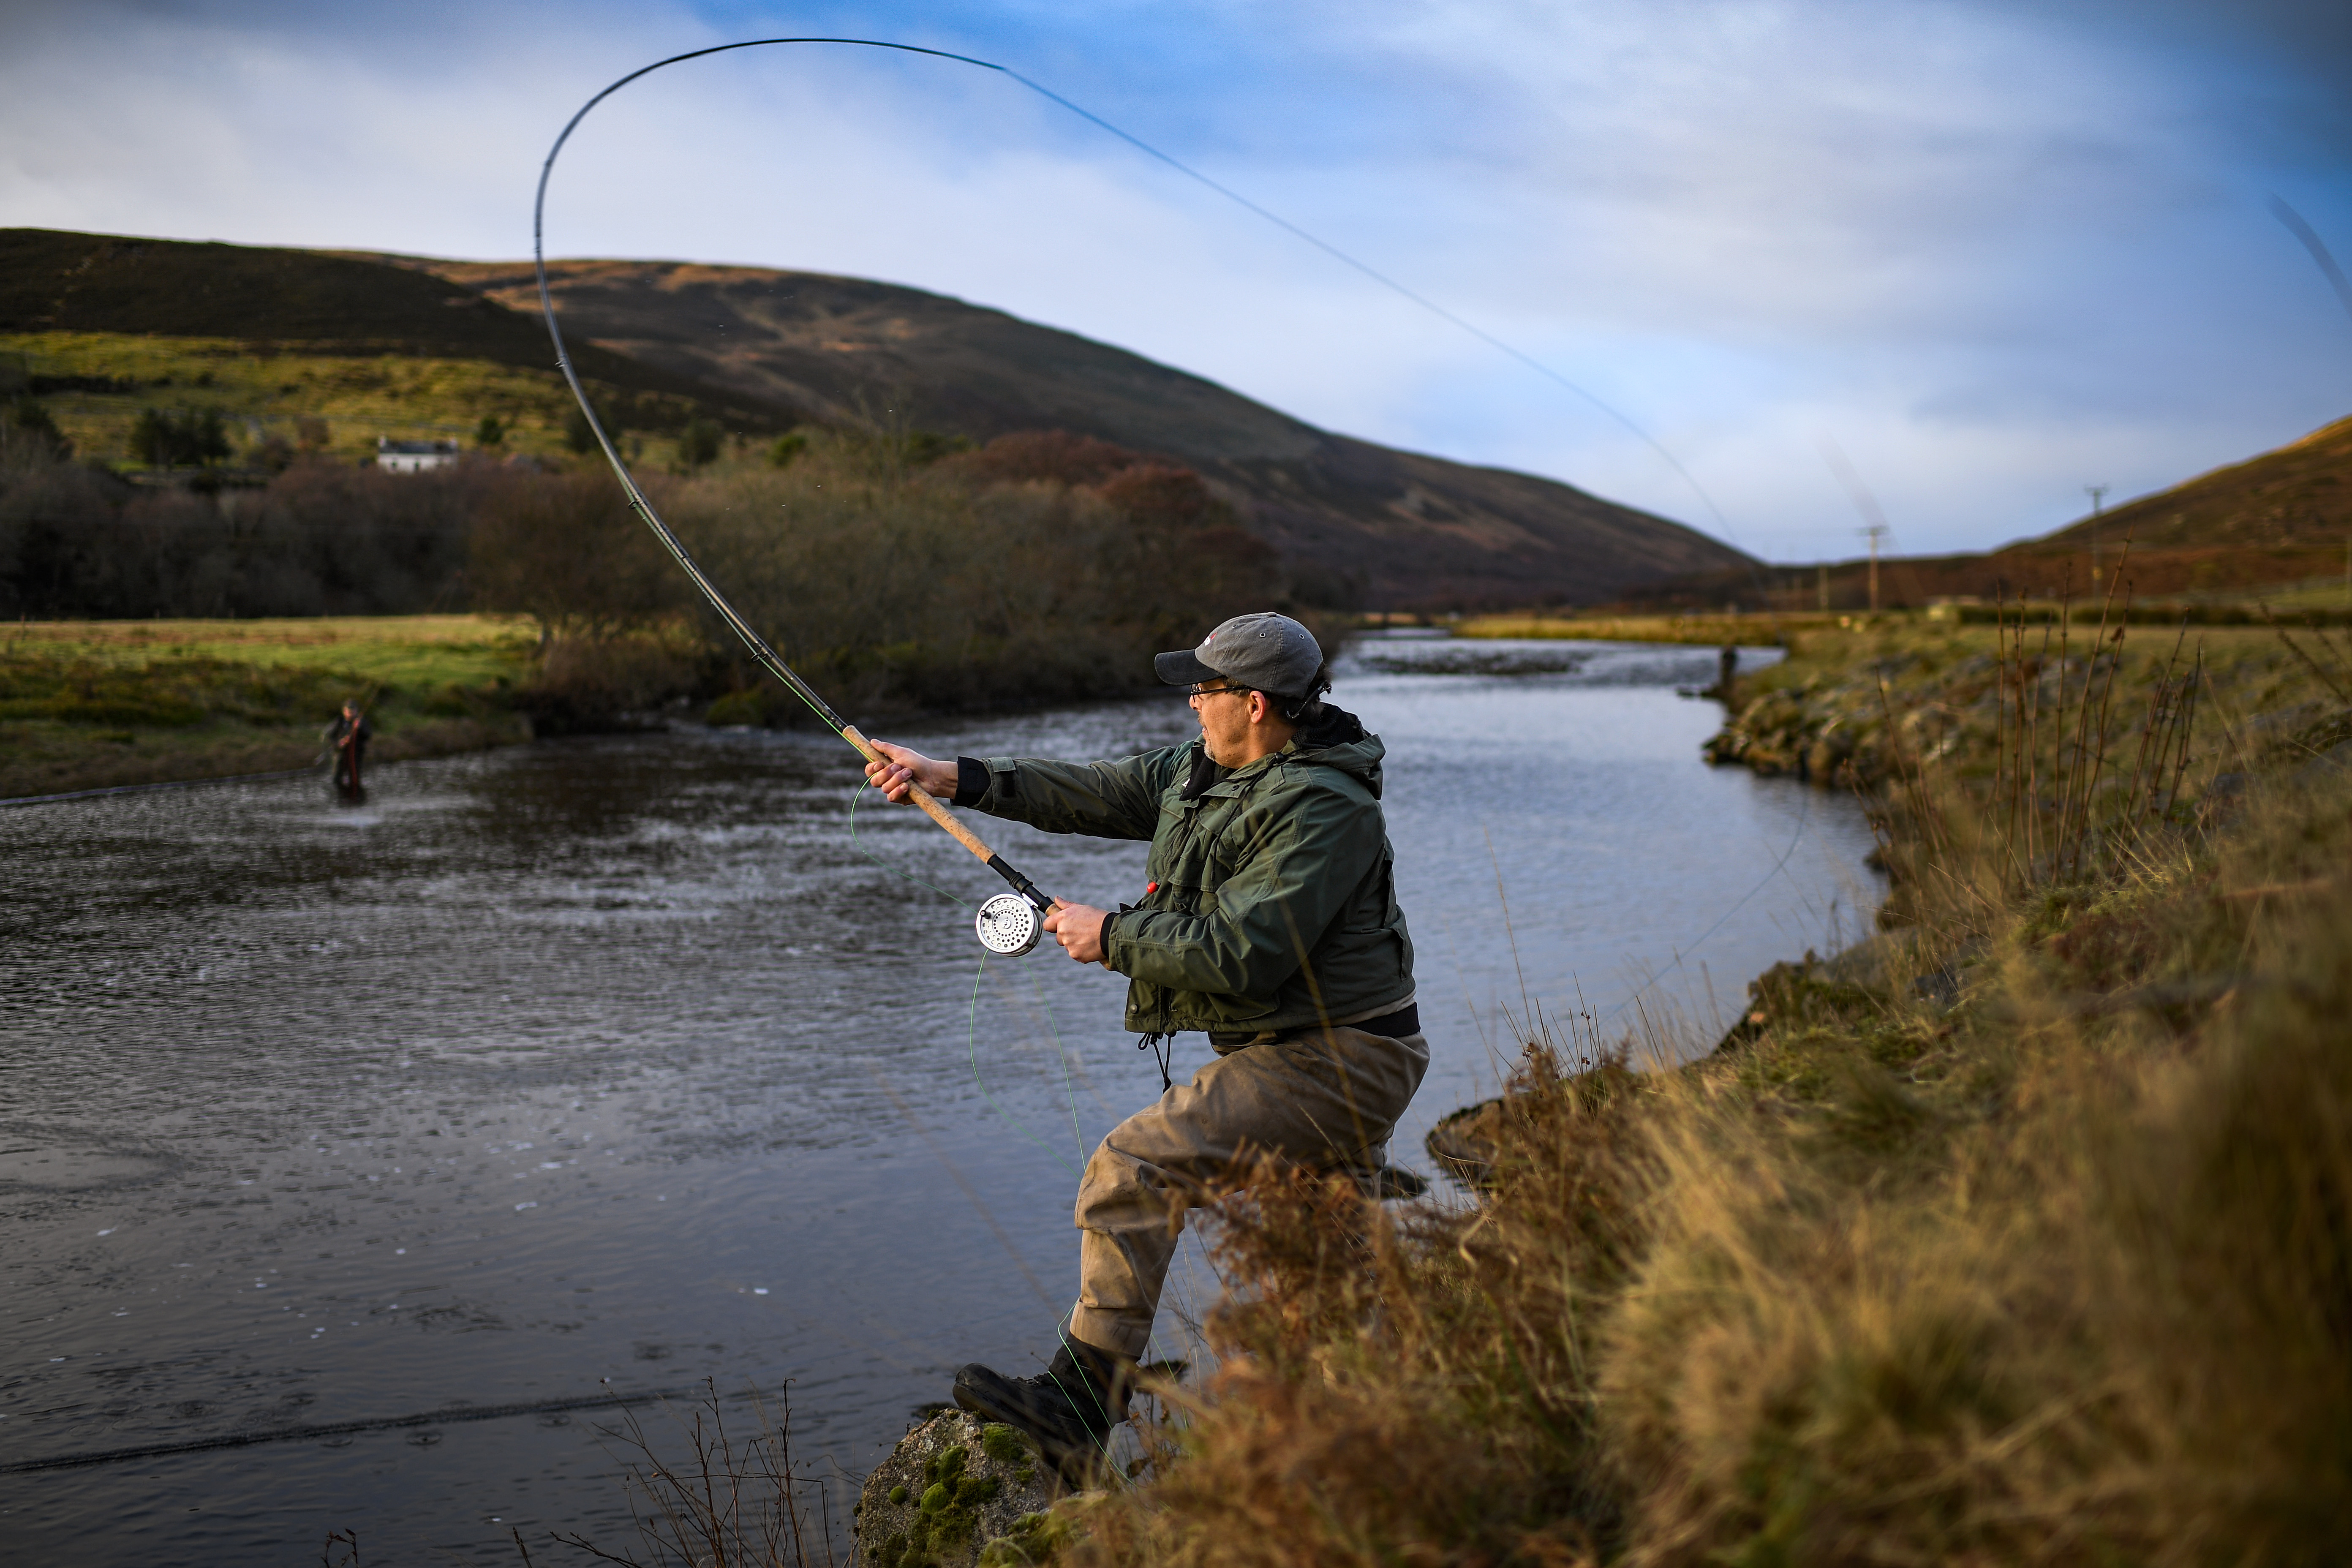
[531,37,1732,530]
[531,43,1074,959]
[532,37,1750,958]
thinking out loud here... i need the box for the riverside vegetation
[525,600,2352,1566]
[1041,603,2352,1566]
[0,424,1283,797]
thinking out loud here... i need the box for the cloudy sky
[4,0,2347,559]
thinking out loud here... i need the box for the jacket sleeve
[1104,773,1385,998]
[967,747,1182,842]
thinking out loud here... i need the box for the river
[0,637,1877,1564]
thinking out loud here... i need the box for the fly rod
[531,35,1737,957]
[531,42,1059,957]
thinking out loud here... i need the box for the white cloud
[2,0,2346,557]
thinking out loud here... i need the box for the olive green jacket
[965,706,1415,1036]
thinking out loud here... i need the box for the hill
[402,257,1753,609]
[0,228,795,437]
[1620,411,2352,612]
[4,228,1749,610]
[2038,411,2352,553]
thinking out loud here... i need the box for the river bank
[0,615,538,798]
[1455,609,1836,645]
[1013,615,2352,1566]
[0,605,1757,803]
[1697,614,2346,795]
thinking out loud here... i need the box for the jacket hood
[1178,703,1388,801]
[1284,703,1385,797]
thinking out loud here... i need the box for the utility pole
[1861,524,1889,613]
[1818,562,1830,613]
[2085,485,2109,587]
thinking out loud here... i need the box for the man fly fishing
[866,611,1424,1475]
[324,700,371,797]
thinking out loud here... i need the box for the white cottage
[376,437,460,474]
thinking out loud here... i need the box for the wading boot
[952,1338,1130,1483]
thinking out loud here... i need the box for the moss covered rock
[857,1410,1058,1568]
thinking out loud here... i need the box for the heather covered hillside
[3,228,1754,612]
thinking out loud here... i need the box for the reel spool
[975,891,1045,956]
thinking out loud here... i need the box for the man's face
[1190,682,1258,766]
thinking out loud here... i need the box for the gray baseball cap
[1154,612,1324,698]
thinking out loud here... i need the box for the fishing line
[533,40,1741,624]
[849,777,1084,1164]
[999,67,1734,540]
[969,954,1083,1179]
[0,760,327,809]
[847,780,973,909]
[536,39,1761,1056]
[1030,970,1090,1170]
[0,1388,680,1475]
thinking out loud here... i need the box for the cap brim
[1154,648,1220,686]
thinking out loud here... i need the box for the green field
[4,332,736,473]
[0,615,536,800]
[1455,609,1843,644]
[1459,587,2352,648]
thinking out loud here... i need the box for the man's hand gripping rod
[851,732,1053,915]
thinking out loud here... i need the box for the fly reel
[975,891,1045,956]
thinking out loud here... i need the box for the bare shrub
[0,444,489,618]
[521,628,702,734]
[468,466,688,642]
[939,431,1152,489]
[546,1382,837,1568]
[671,432,1277,719]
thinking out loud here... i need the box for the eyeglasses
[1185,682,1255,700]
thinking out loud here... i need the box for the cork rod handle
[839,724,999,865]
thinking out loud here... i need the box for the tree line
[0,418,1293,714]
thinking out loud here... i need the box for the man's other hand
[1044,901,1111,965]
[864,743,957,803]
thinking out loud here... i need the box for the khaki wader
[1067,1017,1429,1360]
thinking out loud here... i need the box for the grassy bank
[0,615,535,799]
[1700,616,2341,802]
[1028,614,2352,1566]
[1456,610,1838,645]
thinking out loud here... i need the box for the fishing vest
[968,710,1415,1038]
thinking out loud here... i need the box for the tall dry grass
[1054,614,2352,1567]
[544,608,2352,1565]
